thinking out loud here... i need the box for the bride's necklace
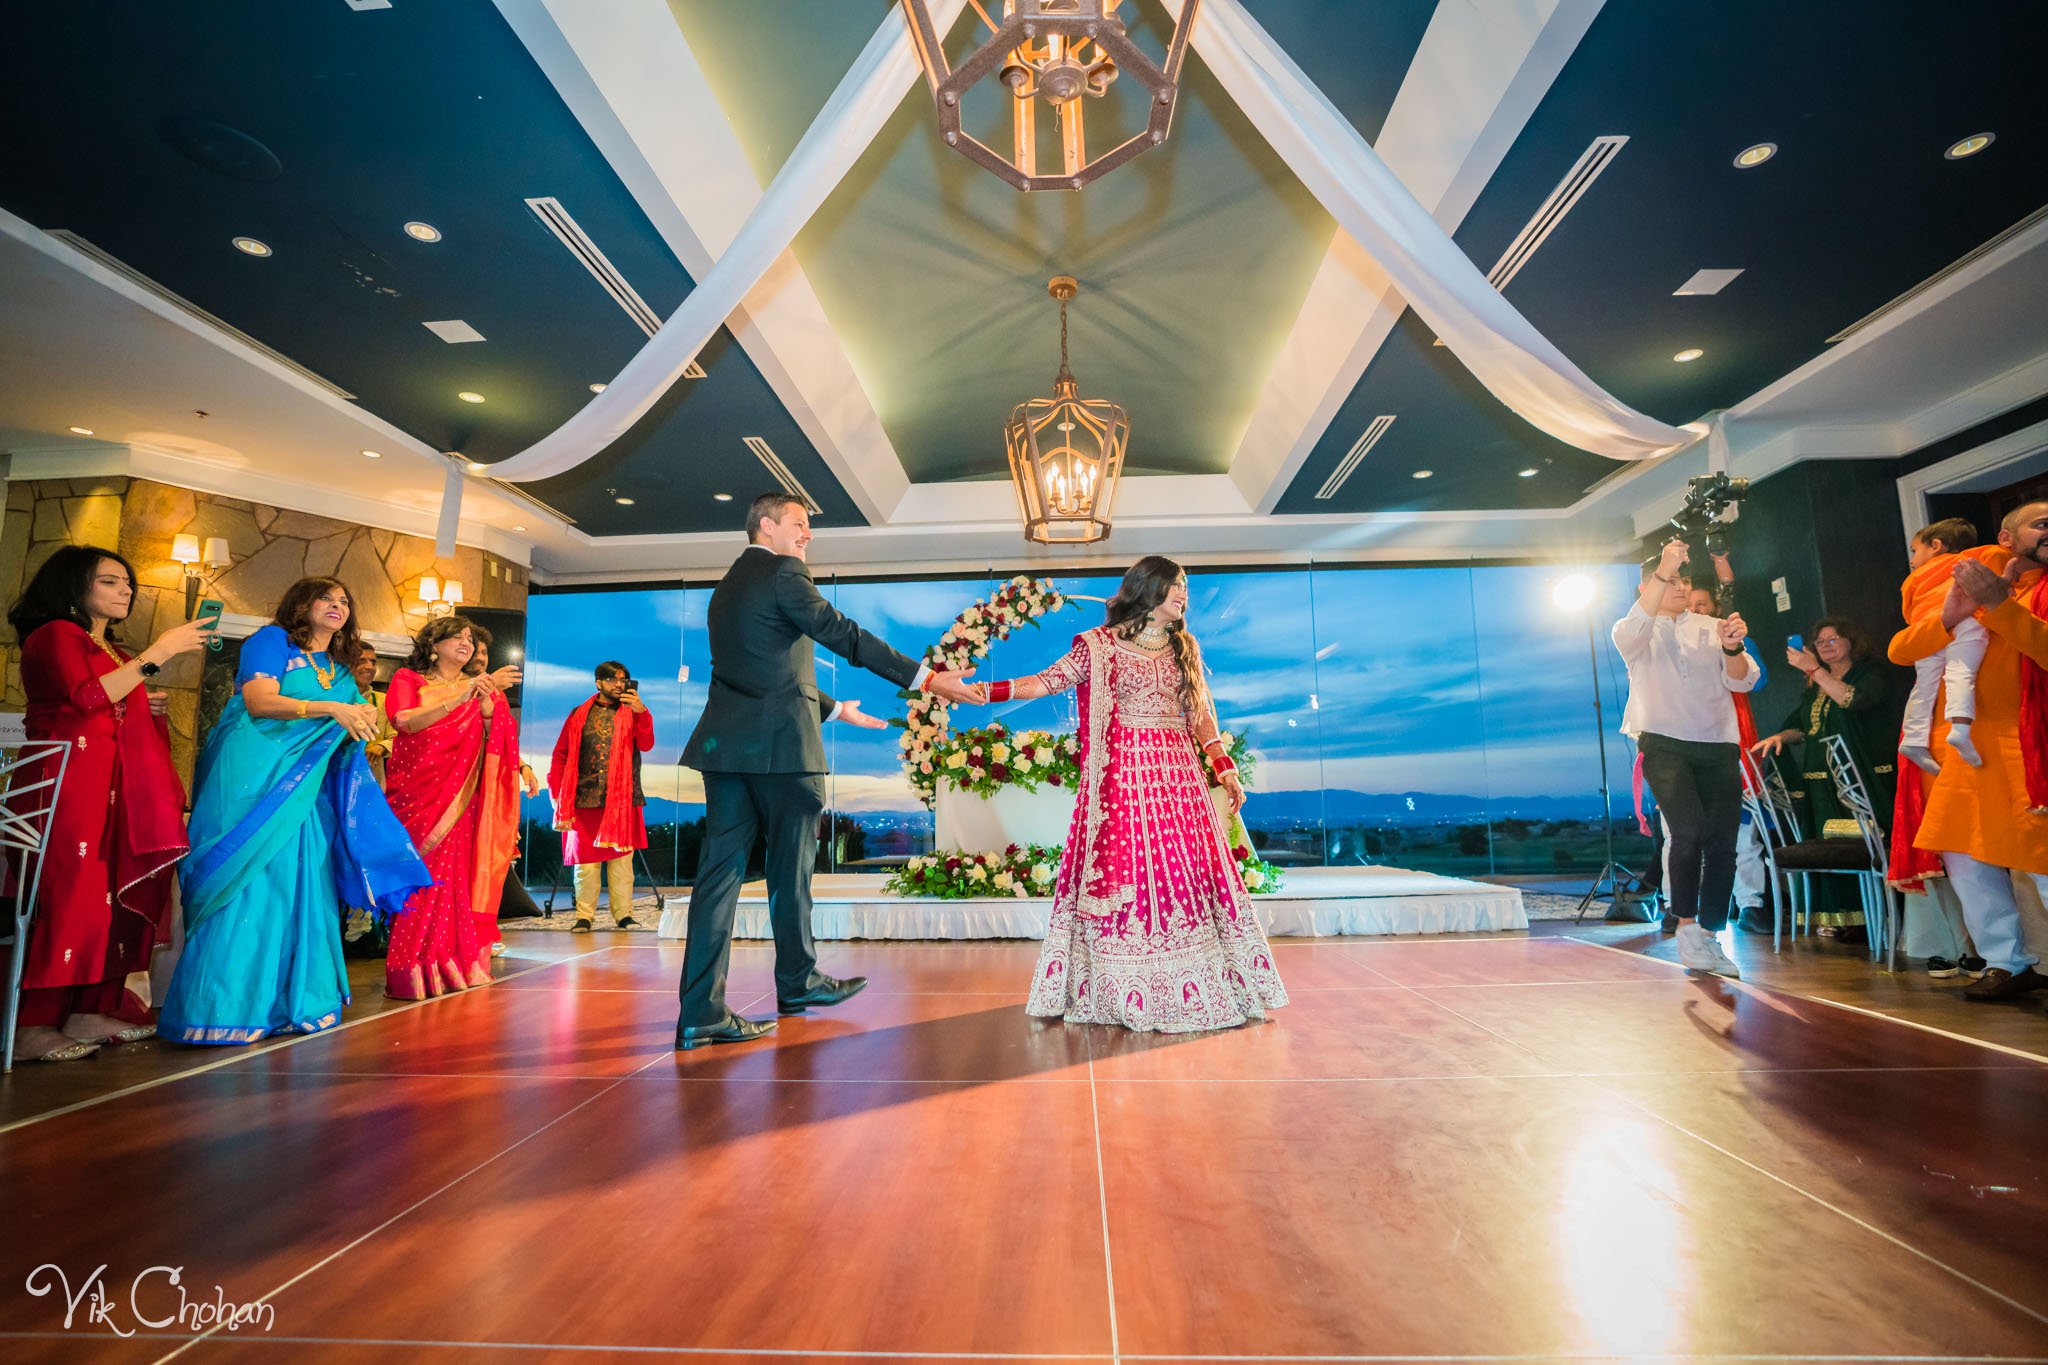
[1134,620,1171,650]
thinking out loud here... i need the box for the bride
[983,556,1288,1032]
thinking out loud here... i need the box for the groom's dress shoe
[675,1013,776,1051]
[777,974,869,1015]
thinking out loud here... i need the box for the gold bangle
[297,700,308,720]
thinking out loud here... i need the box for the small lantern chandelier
[900,0,1200,192]
[1007,276,1127,544]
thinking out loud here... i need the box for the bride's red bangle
[1211,754,1237,778]
[989,680,1014,703]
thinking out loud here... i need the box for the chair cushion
[1773,838,1879,871]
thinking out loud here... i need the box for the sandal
[14,1034,102,1064]
[61,1016,157,1047]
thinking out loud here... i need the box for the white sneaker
[1676,922,1741,978]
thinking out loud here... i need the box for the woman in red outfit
[381,615,523,999]
[7,546,210,1062]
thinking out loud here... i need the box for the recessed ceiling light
[1518,468,1538,478]
[1411,469,1434,480]
[712,492,733,502]
[1673,348,1704,363]
[458,391,485,403]
[1733,143,1776,168]
[588,382,607,394]
[1945,132,1994,160]
[69,425,94,436]
[404,221,442,242]
[512,524,526,532]
[361,448,383,459]
[614,496,635,506]
[231,236,272,257]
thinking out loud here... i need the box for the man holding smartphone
[547,660,655,932]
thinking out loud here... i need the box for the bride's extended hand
[1221,771,1246,815]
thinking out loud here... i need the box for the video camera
[1667,472,1749,558]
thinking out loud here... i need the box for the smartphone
[1786,634,1804,652]
[196,597,226,650]
[621,677,639,694]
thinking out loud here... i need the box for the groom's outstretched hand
[831,700,888,730]
[925,668,986,706]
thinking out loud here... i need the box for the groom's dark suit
[677,544,922,1027]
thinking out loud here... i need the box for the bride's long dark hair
[1103,555,1211,718]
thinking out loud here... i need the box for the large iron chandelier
[900,0,1199,192]
[1007,276,1127,544]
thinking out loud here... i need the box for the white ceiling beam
[491,0,914,522]
[1197,0,1607,511]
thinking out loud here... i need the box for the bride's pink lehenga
[1023,628,1288,1033]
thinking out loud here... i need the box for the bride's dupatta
[469,697,522,918]
[1069,629,1136,920]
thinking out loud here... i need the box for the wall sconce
[417,574,464,618]
[171,533,233,617]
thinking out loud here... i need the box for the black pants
[677,771,827,1027]
[1637,732,1741,931]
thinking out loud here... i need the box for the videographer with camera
[1614,538,1759,977]
[548,659,655,932]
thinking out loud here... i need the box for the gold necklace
[1134,621,1170,650]
[303,648,336,690]
[90,633,124,664]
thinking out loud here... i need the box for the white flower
[1245,868,1265,890]
[1030,863,1052,883]
[1033,746,1053,764]
[946,752,968,769]
[1014,755,1034,772]
[993,870,1013,890]
[968,865,987,883]
[990,743,1010,762]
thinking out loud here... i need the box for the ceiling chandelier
[899,0,1200,192]
[1007,276,1127,544]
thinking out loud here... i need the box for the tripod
[1571,608,1639,923]
[542,846,669,918]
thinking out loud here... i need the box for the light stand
[1554,576,1638,923]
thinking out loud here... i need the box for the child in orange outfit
[1898,518,2010,774]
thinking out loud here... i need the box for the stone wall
[0,475,527,781]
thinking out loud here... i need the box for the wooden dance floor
[4,927,2048,1362]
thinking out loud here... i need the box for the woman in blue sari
[160,577,427,1045]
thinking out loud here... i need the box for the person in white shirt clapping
[1613,539,1759,977]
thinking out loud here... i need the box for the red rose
[945,857,962,871]
[991,764,1010,780]
[1232,845,1251,862]
[1047,774,1062,786]
[1006,843,1021,855]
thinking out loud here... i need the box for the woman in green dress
[1751,617,1901,938]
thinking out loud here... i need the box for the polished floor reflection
[2,931,2045,1363]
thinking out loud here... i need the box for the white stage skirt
[932,783,1073,850]
[654,866,1526,940]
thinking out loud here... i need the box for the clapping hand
[1954,556,2024,612]
[925,668,986,706]
[832,700,888,730]
[489,663,523,692]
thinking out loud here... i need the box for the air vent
[1314,414,1395,500]
[481,475,578,527]
[744,436,820,513]
[46,230,358,400]
[1485,135,1628,292]
[1827,202,2048,343]
[526,196,665,337]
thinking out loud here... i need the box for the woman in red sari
[381,616,523,999]
[7,546,211,1062]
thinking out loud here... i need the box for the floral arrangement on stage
[886,844,1063,899]
[897,575,1070,804]
[926,723,1081,799]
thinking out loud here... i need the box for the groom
[675,493,983,1049]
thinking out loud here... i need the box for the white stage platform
[653,866,1526,941]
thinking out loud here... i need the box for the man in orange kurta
[1889,500,2048,1003]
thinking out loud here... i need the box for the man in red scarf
[548,661,654,932]
[1892,500,2048,1005]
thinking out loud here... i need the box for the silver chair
[1738,750,1793,952]
[1823,734,1902,971]
[1,741,76,1073]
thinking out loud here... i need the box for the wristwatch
[138,660,161,678]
